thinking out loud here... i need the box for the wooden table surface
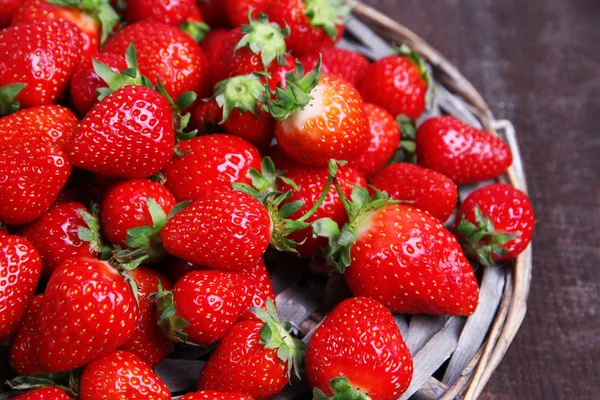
[359,0,599,399]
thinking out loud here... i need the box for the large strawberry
[9,295,46,376]
[12,387,71,400]
[80,350,170,400]
[371,163,458,223]
[19,201,102,278]
[299,47,370,88]
[181,391,255,400]
[0,20,83,108]
[0,235,42,343]
[0,142,72,225]
[223,0,273,27]
[35,257,138,372]
[416,116,513,185]
[455,183,535,266]
[198,300,305,399]
[306,297,413,400]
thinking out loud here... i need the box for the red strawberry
[198,300,305,399]
[268,0,349,55]
[223,0,273,27]
[161,134,262,201]
[19,201,102,278]
[198,0,230,28]
[371,163,458,223]
[0,105,78,152]
[299,48,370,88]
[239,258,275,320]
[123,0,196,25]
[0,20,83,108]
[119,267,173,366]
[11,0,119,59]
[154,269,253,345]
[348,103,401,178]
[181,391,254,400]
[201,28,231,67]
[9,295,46,376]
[454,183,535,266]
[190,100,226,134]
[0,142,72,225]
[416,116,513,185]
[306,297,413,400]
[360,46,429,120]
[80,350,170,400]
[321,24,345,48]
[67,85,175,179]
[0,0,21,28]
[13,387,71,400]
[0,235,42,343]
[35,257,138,372]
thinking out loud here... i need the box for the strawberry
[201,28,231,67]
[0,235,42,343]
[80,350,170,400]
[35,257,138,372]
[123,0,196,25]
[161,134,262,201]
[299,48,370,88]
[119,267,173,367]
[153,269,253,345]
[360,45,429,120]
[11,0,119,59]
[190,99,226,134]
[12,387,71,400]
[0,142,72,225]
[321,24,345,48]
[198,0,230,28]
[0,228,7,238]
[268,0,349,55]
[0,20,83,108]
[416,116,513,185]
[198,300,305,399]
[315,188,479,315]
[181,391,254,400]
[239,258,275,320]
[164,256,204,283]
[371,163,458,223]
[306,297,413,400]
[454,183,535,266]
[18,201,102,278]
[348,103,401,178]
[0,0,21,28]
[9,295,46,376]
[223,0,273,27]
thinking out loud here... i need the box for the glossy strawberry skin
[161,134,262,202]
[100,179,177,247]
[223,0,273,27]
[0,236,42,343]
[268,0,327,54]
[80,350,170,400]
[275,73,370,167]
[119,267,173,367]
[0,20,83,108]
[123,0,196,25]
[306,297,413,400]
[13,387,71,400]
[299,48,370,88]
[161,191,271,271]
[67,85,175,179]
[181,391,255,400]
[201,28,230,67]
[239,259,275,321]
[19,201,100,278]
[360,55,428,120]
[9,295,46,376]
[198,320,288,399]
[371,163,458,223]
[455,183,535,261]
[349,103,401,178]
[416,116,513,185]
[69,53,128,117]
[0,142,72,225]
[346,204,479,316]
[36,258,138,373]
[0,105,78,152]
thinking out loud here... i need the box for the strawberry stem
[180,21,210,42]
[237,13,290,70]
[6,372,78,397]
[296,160,345,223]
[0,83,26,116]
[313,376,372,400]
[150,280,194,344]
[304,0,350,38]
[47,0,120,44]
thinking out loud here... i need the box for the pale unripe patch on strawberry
[281,83,327,135]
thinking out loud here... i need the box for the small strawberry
[0,235,42,343]
[35,257,138,372]
[348,103,401,178]
[416,115,513,185]
[0,142,72,225]
[18,201,102,278]
[198,300,305,399]
[198,0,230,28]
[181,391,255,400]
[371,163,458,223]
[12,387,71,400]
[455,183,535,266]
[299,47,370,88]
[306,297,413,400]
[153,269,253,345]
[80,350,170,400]
[239,258,275,320]
[360,45,429,120]
[9,295,46,376]
[223,0,273,27]
[0,0,21,28]
[0,20,83,108]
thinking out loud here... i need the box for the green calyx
[76,208,103,254]
[457,206,521,267]
[265,58,323,121]
[313,376,372,400]
[150,280,192,344]
[396,114,417,164]
[305,0,350,38]
[237,13,290,69]
[251,299,305,381]
[0,83,26,116]
[394,43,431,85]
[6,371,79,398]
[47,0,119,43]
[214,73,268,122]
[180,21,211,42]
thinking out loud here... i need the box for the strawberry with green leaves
[306,297,413,400]
[223,0,273,27]
[181,391,255,400]
[455,183,535,266]
[9,295,46,376]
[198,299,305,399]
[12,387,71,400]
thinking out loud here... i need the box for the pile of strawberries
[0,0,535,399]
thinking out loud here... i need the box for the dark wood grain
[360,0,600,398]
